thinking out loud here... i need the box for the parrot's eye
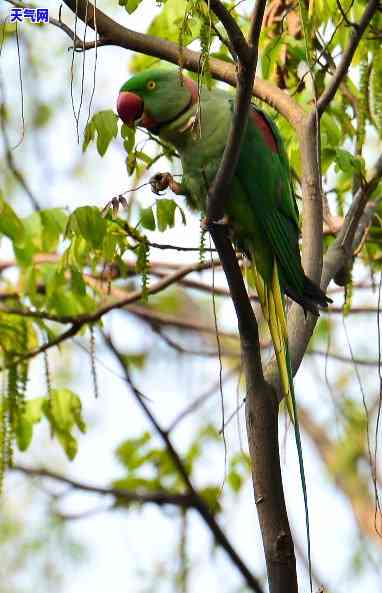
[146,80,156,91]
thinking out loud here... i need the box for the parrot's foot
[101,195,128,218]
[149,172,182,195]
[201,215,230,230]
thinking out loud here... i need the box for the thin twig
[12,464,196,508]
[0,259,222,368]
[168,367,240,432]
[0,78,40,211]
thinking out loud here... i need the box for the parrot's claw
[149,172,182,195]
[150,172,172,195]
[101,195,129,218]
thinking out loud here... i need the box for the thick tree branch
[208,0,250,62]
[60,0,303,126]
[203,2,299,590]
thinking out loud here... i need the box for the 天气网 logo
[9,7,49,24]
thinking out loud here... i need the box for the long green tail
[251,256,313,592]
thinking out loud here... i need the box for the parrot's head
[117,67,198,132]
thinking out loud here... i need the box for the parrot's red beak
[117,91,144,127]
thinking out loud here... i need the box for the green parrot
[116,66,331,416]
[117,66,330,587]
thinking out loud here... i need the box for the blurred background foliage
[0,1,381,592]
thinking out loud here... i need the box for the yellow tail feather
[249,255,312,589]
[251,259,294,420]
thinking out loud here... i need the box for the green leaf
[156,199,177,232]
[66,206,107,249]
[200,486,221,513]
[83,110,118,156]
[227,452,250,494]
[125,0,143,14]
[70,267,86,296]
[321,147,336,174]
[48,389,85,432]
[135,151,153,166]
[140,206,156,231]
[121,124,136,152]
[48,289,96,317]
[13,208,66,265]
[102,232,118,261]
[83,119,96,152]
[335,149,365,176]
[43,389,86,460]
[227,469,242,493]
[261,36,282,80]
[126,153,137,176]
[283,35,306,63]
[321,112,341,148]
[113,476,159,494]
[121,352,147,369]
[61,236,89,268]
[0,193,25,246]
[39,208,68,251]
[15,398,45,451]
[116,432,152,469]
[33,103,52,128]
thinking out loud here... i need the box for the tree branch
[0,78,41,211]
[1,259,222,368]
[12,464,196,508]
[308,349,381,367]
[60,0,303,126]
[207,0,250,62]
[202,2,299,590]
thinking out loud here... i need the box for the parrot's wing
[236,106,329,312]
[250,106,300,225]
[236,107,305,296]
